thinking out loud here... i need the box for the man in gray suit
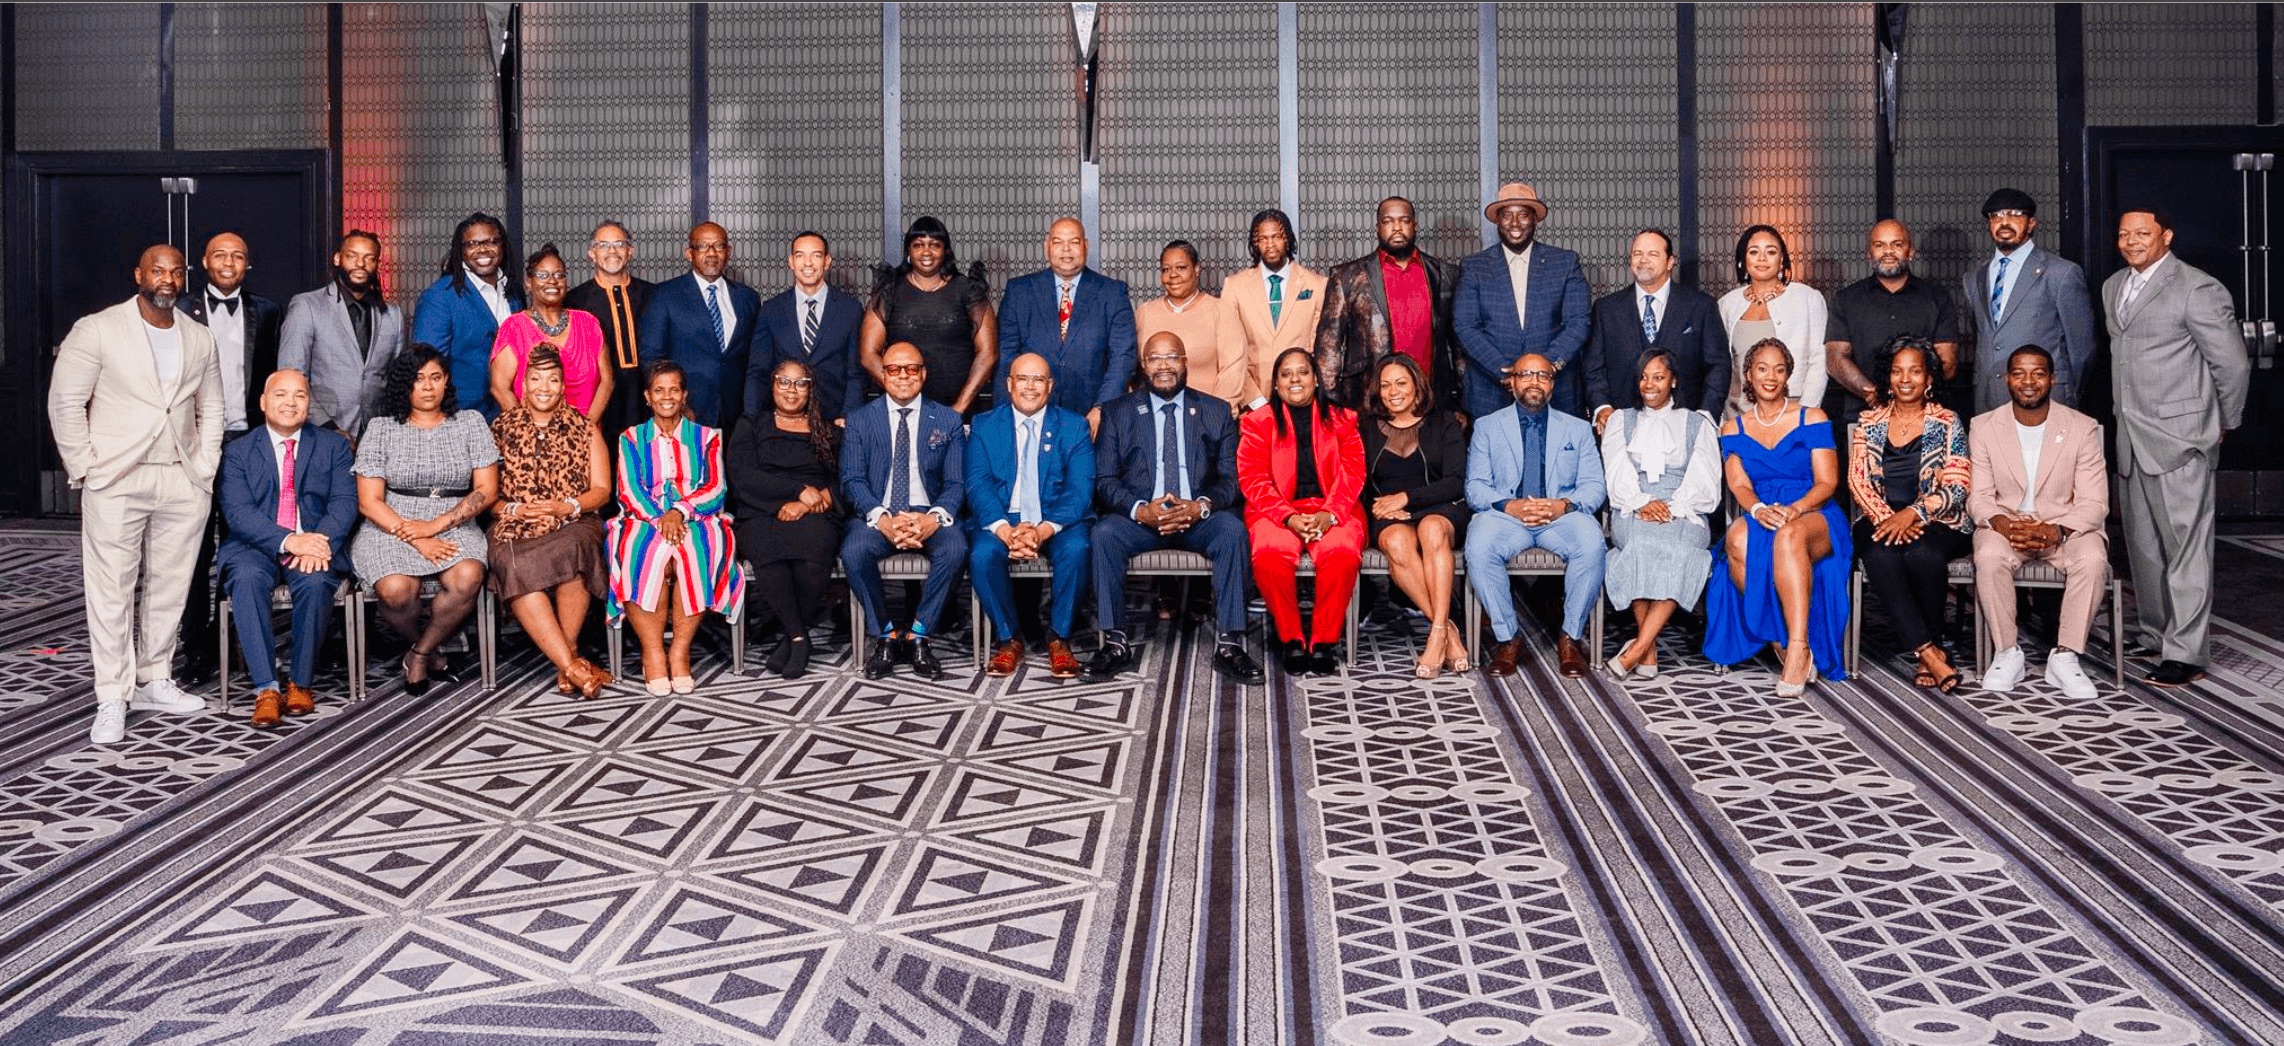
[1965,188,2096,414]
[2102,207,2251,688]
[278,229,403,441]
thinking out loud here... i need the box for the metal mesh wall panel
[1498,4,1679,293]
[1095,3,1279,294]
[2087,3,2258,126]
[174,3,329,152]
[1296,3,1480,270]
[709,4,884,293]
[1696,3,1877,291]
[521,3,690,284]
[17,4,160,151]
[1892,5,2058,289]
[901,3,1078,296]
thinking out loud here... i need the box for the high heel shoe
[564,658,613,700]
[670,675,696,695]
[554,668,574,695]
[1915,643,1962,693]
[403,647,435,696]
[1439,623,1471,674]
[1415,625,1442,679]
[1774,642,1816,697]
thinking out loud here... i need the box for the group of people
[46,177,2249,744]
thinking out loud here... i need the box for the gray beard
[1874,262,1909,279]
[144,289,177,312]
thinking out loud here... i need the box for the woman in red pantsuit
[1239,348,1367,676]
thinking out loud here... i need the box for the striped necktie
[802,298,820,355]
[705,282,726,350]
[1990,255,2010,323]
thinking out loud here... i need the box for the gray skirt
[1604,512,1713,611]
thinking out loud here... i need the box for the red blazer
[1237,401,1366,527]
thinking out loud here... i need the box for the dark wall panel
[2087,3,2259,127]
[522,2,690,285]
[175,3,329,153]
[17,4,160,151]
[1892,4,2059,289]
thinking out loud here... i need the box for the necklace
[529,309,569,337]
[1748,399,1789,426]
[1743,282,1785,306]
[1165,291,1201,312]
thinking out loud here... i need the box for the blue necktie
[1017,417,1043,524]
[1159,403,1181,498]
[889,407,914,513]
[706,282,726,350]
[1267,273,1284,327]
[1640,295,1658,344]
[802,298,820,354]
[1989,256,2010,323]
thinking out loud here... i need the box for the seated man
[841,342,969,680]
[1464,353,1608,678]
[218,370,359,727]
[1084,332,1263,684]
[968,353,1096,678]
[1968,344,2109,700]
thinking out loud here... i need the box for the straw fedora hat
[1483,182,1549,222]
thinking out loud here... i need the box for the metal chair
[216,576,365,711]
[358,578,497,692]
[1461,549,1607,670]
[607,561,750,680]
[1851,557,2125,686]
[1353,548,1468,657]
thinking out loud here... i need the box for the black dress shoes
[177,650,218,688]
[1306,644,1339,676]
[864,640,896,679]
[1212,644,1266,685]
[1083,641,1135,682]
[2144,660,2207,688]
[1280,640,1310,675]
[911,637,944,680]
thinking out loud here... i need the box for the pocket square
[1297,289,1314,301]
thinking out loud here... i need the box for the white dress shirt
[1503,243,1536,329]
[866,397,950,528]
[2120,251,2169,313]
[695,273,738,347]
[208,290,249,431]
[467,266,512,323]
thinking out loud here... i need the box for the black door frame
[2081,125,2284,296]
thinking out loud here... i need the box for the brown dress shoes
[1556,635,1589,678]
[250,688,284,729]
[282,682,317,716]
[987,639,1026,677]
[1485,638,1525,678]
[1046,638,1081,679]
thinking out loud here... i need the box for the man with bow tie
[966,353,1096,678]
[178,231,283,684]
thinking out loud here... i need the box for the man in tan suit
[1967,344,2109,701]
[1218,208,1326,409]
[48,244,226,744]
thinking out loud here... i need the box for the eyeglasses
[1143,354,1186,365]
[591,239,632,250]
[529,271,569,284]
[774,376,812,388]
[1508,369,1555,381]
[463,237,502,249]
[1987,210,2029,220]
[882,364,925,377]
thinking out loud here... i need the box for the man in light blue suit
[1465,353,1606,679]
[996,217,1137,435]
[412,213,520,420]
[1453,181,1593,419]
[967,353,1096,679]
[1964,188,2097,414]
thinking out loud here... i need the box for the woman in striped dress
[607,361,744,695]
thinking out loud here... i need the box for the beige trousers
[1972,526,2109,654]
[79,463,210,706]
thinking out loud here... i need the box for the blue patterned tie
[1018,417,1043,524]
[802,298,820,355]
[1640,295,1658,344]
[889,408,914,513]
[706,282,726,350]
[1989,256,2010,323]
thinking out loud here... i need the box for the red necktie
[277,438,298,564]
[1058,282,1073,339]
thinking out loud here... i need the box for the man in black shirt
[1824,219,1961,425]
[563,219,655,443]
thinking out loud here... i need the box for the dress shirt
[467,266,512,323]
[1379,251,1435,373]
[1136,391,1193,514]
[2120,252,2170,312]
[2015,419,2046,514]
[1503,244,1536,329]
[1260,262,1293,327]
[144,319,184,387]
[1636,280,1672,341]
[1987,242,2035,320]
[268,423,305,551]
[1007,405,1046,525]
[795,285,829,349]
[209,289,249,431]
[865,396,951,529]
[695,273,738,347]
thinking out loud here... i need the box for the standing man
[1463,353,1606,679]
[1824,218,1961,426]
[997,217,1136,435]
[1964,189,2097,414]
[47,245,224,744]
[1583,228,1729,430]
[967,353,1096,678]
[413,212,521,420]
[2103,207,2251,687]
[279,229,403,442]
[744,230,864,426]
[639,221,762,429]
[840,343,969,680]
[1453,181,1592,419]
[564,219,654,441]
[1314,196,1463,411]
[1221,208,1328,410]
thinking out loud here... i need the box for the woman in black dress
[726,359,846,679]
[858,216,998,416]
[1359,354,1471,678]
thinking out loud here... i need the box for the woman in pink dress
[491,243,611,421]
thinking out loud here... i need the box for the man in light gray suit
[1965,188,2096,414]
[278,229,402,441]
[2102,207,2251,688]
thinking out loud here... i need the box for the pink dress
[492,310,606,414]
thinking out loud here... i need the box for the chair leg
[1847,569,1864,678]
[347,593,365,703]
[850,597,867,668]
[608,618,623,680]
[1463,586,1479,666]
[732,611,746,675]
[1591,595,1605,674]
[479,589,497,692]
[2110,579,2127,687]
[217,598,233,712]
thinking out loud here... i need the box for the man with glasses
[413,212,520,420]
[841,343,969,680]
[966,353,1096,678]
[1964,189,2096,414]
[744,230,864,427]
[638,222,761,428]
[1463,353,1607,679]
[565,219,655,441]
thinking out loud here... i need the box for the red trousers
[1248,498,1366,646]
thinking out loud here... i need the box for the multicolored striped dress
[606,416,744,624]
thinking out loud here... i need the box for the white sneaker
[90,701,127,745]
[2046,649,2099,701]
[1982,646,2028,693]
[130,678,206,714]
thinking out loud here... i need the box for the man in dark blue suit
[413,212,521,420]
[1583,228,1730,429]
[743,230,865,426]
[1453,182,1592,419]
[639,221,761,429]
[841,342,969,680]
[967,353,1096,679]
[1083,331,1264,685]
[996,217,1137,436]
[218,370,359,728]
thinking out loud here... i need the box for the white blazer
[46,297,225,493]
[1718,281,1829,413]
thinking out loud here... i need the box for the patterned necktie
[1990,255,2010,323]
[802,298,820,355]
[705,282,726,350]
[276,438,298,562]
[1057,281,1074,339]
[1159,403,1181,498]
[889,407,914,512]
[1640,295,1658,344]
[1267,273,1284,327]
[1017,417,1043,524]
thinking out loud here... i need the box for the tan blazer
[47,297,225,493]
[1965,401,2108,536]
[1217,263,1327,405]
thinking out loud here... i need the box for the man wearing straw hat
[1452,181,1593,419]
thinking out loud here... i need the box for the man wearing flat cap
[1964,187,2096,414]
[1453,181,1592,419]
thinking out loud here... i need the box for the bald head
[1045,217,1089,279]
[1141,331,1189,395]
[203,232,250,295]
[134,244,187,317]
[1506,353,1554,410]
[686,222,730,279]
[1007,352,1054,412]
[1868,219,1914,279]
[261,368,312,432]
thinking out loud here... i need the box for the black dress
[876,274,992,414]
[1360,411,1471,546]
[725,414,846,568]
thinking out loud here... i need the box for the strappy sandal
[1916,644,1962,693]
[1435,622,1471,674]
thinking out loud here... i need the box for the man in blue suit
[1453,182,1592,419]
[841,342,969,681]
[996,217,1137,436]
[413,212,520,420]
[1965,188,2097,414]
[1464,353,1607,680]
[639,221,762,429]
[1583,229,1730,428]
[743,230,865,426]
[967,353,1096,679]
[218,370,359,728]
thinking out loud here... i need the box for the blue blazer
[412,275,522,420]
[218,426,360,562]
[996,268,1137,414]
[964,404,1097,532]
[1581,285,1731,418]
[1093,387,1239,514]
[841,395,967,520]
[1451,243,1593,418]
[1463,405,1606,516]
[743,287,865,424]
[638,273,763,429]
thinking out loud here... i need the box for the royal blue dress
[1702,409,1852,679]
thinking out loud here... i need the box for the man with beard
[48,245,225,744]
[1824,219,1961,426]
[564,219,655,440]
[280,229,404,441]
[1584,228,1729,431]
[1453,182,1592,419]
[1220,208,1327,410]
[414,212,521,420]
[1314,197,1463,412]
[639,221,762,428]
[1964,189,2096,414]
[1463,353,1606,680]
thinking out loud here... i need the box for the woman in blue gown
[1704,338,1851,691]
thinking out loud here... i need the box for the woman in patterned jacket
[1848,335,1973,692]
[489,346,614,699]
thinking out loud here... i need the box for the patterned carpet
[1,526,2282,1045]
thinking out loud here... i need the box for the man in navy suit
[1083,331,1264,685]
[1583,229,1730,430]
[1453,181,1592,419]
[967,353,1096,679]
[639,221,761,429]
[1965,188,2097,413]
[841,342,969,680]
[413,212,520,420]
[996,217,1137,437]
[743,230,864,426]
[218,370,359,728]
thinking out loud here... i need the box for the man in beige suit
[48,244,225,744]
[1968,345,2109,701]
[1218,208,1326,409]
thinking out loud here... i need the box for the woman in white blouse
[1601,350,1723,680]
[1717,225,1827,417]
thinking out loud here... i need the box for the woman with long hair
[1848,335,1973,691]
[726,359,846,679]
[1238,348,1367,676]
[1716,225,1828,418]
[858,216,998,415]
[1359,353,1471,677]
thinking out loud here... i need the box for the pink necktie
[277,438,299,536]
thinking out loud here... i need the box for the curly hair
[1744,337,1793,384]
[378,343,458,423]
[1247,208,1298,267]
[523,242,565,279]
[1874,334,1938,403]
[1363,352,1433,420]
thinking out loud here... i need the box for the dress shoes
[987,639,1026,677]
[1046,638,1081,679]
[891,636,918,665]
[176,650,218,688]
[863,640,897,680]
[282,682,316,716]
[1212,644,1266,685]
[911,637,944,680]
[1307,644,1339,676]
[2144,659,2207,689]
[1485,637,1525,678]
[1556,635,1589,679]
[1082,641,1135,682]
[249,688,285,730]
[564,658,612,700]
[1280,640,1311,675]
[781,637,811,679]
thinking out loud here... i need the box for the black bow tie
[210,295,239,315]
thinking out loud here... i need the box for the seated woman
[351,344,501,695]
[1238,347,1366,676]
[1359,353,1470,678]
[490,243,610,422]
[1703,338,1852,693]
[490,346,615,699]
[726,359,845,680]
[607,361,745,696]
[1848,335,1972,691]
[1601,350,1722,681]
